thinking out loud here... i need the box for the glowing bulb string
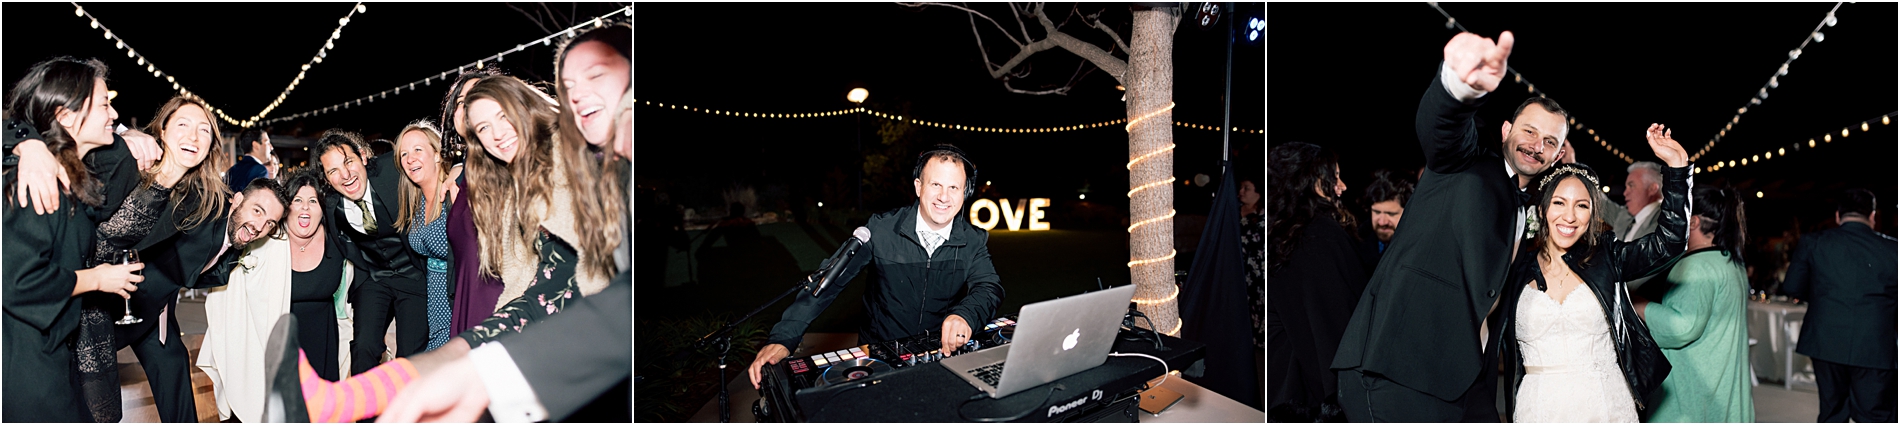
[1689,2,1845,163]
[1701,111,1892,173]
[72,2,239,125]
[634,99,1263,134]
[259,6,631,127]
[240,2,364,127]
[1132,284,1180,306]
[1124,100,1180,279]
[1426,2,1633,164]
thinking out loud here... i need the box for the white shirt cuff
[1440,62,1490,104]
[472,342,549,423]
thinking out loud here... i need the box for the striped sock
[300,349,419,422]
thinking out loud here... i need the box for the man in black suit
[1331,30,1573,422]
[1782,189,1898,423]
[313,129,433,374]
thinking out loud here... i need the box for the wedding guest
[438,70,504,336]
[314,129,431,374]
[1633,185,1754,422]
[393,121,458,350]
[1782,188,1898,423]
[2,57,144,422]
[198,179,295,422]
[1266,142,1362,422]
[282,167,350,380]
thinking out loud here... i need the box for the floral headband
[1537,164,1601,192]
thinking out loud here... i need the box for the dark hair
[437,68,503,165]
[281,165,327,201]
[1837,188,1876,219]
[1691,185,1747,266]
[1528,163,1607,265]
[913,144,978,199]
[1268,142,1356,270]
[235,129,266,152]
[1512,96,1569,123]
[238,176,290,217]
[4,57,109,209]
[559,23,630,66]
[311,129,369,164]
[1361,168,1415,208]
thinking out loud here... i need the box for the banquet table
[1746,300,1813,389]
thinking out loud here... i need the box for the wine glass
[114,249,143,325]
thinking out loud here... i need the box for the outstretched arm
[1419,31,1514,174]
[1616,125,1693,281]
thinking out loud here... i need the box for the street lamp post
[849,88,868,211]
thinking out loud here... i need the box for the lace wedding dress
[1513,284,1638,422]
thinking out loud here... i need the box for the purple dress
[448,177,505,335]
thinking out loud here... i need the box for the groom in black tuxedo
[1330,30,1572,422]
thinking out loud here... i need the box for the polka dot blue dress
[408,198,454,350]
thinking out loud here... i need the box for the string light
[1426,3,1630,164]
[263,6,631,126]
[1132,284,1180,305]
[633,100,1261,134]
[1696,2,1843,160]
[72,1,245,125]
[1126,249,1177,268]
[1703,112,1891,173]
[1124,101,1176,132]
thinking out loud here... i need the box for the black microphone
[811,227,872,296]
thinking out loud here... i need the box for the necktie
[356,199,378,234]
[920,230,942,256]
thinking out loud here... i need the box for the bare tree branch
[1087,12,1131,54]
[898,2,1024,47]
[1009,3,1035,47]
[1004,79,1070,95]
[538,2,562,28]
[1033,3,1126,85]
[508,3,553,34]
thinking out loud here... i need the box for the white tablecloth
[1746,300,1813,389]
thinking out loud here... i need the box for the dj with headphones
[747,144,1006,390]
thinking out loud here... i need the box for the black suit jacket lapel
[368,153,402,233]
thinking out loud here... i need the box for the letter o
[969,199,1000,230]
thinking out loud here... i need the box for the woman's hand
[13,139,70,215]
[75,262,144,298]
[120,129,162,172]
[1644,124,1690,168]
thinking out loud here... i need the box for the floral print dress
[1242,211,1266,349]
[459,230,582,345]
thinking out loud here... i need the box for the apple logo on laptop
[1062,329,1080,350]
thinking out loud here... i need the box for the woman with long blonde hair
[392,120,459,350]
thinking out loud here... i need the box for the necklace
[295,236,317,252]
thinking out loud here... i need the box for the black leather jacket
[1499,165,1690,419]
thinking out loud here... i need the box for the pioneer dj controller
[756,315,1017,421]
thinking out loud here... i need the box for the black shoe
[263,313,309,423]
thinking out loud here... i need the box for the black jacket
[1783,221,1898,369]
[766,202,1004,349]
[120,187,235,345]
[1499,165,1689,418]
[1266,213,1366,417]
[323,152,431,298]
[1330,64,1527,402]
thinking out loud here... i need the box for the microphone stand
[692,267,828,423]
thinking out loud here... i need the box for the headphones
[913,144,980,199]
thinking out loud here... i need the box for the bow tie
[1516,190,1535,208]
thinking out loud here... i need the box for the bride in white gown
[1502,125,1689,422]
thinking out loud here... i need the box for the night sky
[634,2,1266,218]
[1270,2,1899,236]
[3,2,630,156]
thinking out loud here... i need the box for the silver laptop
[940,284,1136,398]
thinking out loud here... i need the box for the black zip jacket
[766,202,1004,350]
[1499,165,1689,419]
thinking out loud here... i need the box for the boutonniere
[237,253,261,272]
[1524,214,1539,239]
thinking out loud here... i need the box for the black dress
[291,235,346,381]
[1266,213,1366,421]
